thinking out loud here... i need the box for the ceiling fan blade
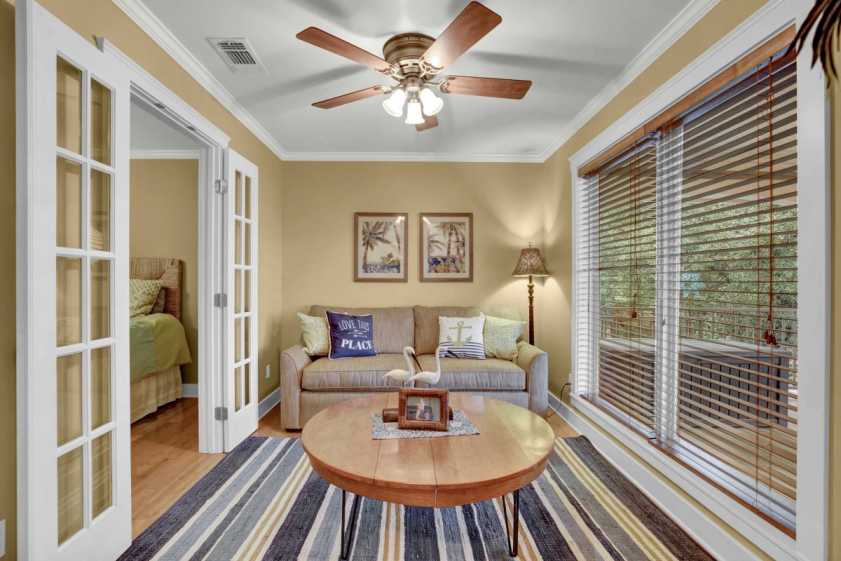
[421,2,501,70]
[440,76,532,99]
[416,115,439,132]
[297,27,392,74]
[312,86,385,109]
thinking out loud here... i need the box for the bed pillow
[438,314,485,359]
[326,310,376,359]
[130,279,163,318]
[297,312,329,356]
[484,315,526,360]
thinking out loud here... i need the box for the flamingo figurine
[383,346,418,387]
[408,345,443,386]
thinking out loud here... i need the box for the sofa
[280,305,549,430]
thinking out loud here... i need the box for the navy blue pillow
[326,310,376,359]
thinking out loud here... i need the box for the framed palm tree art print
[354,212,408,282]
[419,213,473,282]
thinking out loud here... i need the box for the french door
[17,2,132,560]
[223,149,259,451]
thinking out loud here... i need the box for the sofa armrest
[516,341,548,416]
[280,345,312,430]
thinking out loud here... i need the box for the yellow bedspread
[130,313,192,382]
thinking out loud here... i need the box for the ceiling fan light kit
[296,1,532,132]
[405,98,425,125]
[382,88,406,117]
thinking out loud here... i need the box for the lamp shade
[512,247,549,277]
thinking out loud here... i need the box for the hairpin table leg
[502,488,520,557]
[340,489,361,560]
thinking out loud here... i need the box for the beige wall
[130,158,199,384]
[281,161,566,388]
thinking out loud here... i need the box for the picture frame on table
[419,212,473,282]
[398,388,449,431]
[354,212,408,282]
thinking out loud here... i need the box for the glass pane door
[225,150,259,451]
[55,55,117,547]
[20,5,131,559]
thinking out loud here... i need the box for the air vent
[207,37,264,72]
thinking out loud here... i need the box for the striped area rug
[121,436,715,561]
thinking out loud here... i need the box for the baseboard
[182,383,198,398]
[182,384,279,418]
[547,392,768,561]
[258,387,281,419]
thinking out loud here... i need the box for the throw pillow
[297,312,329,356]
[326,310,376,359]
[438,314,486,359]
[484,315,526,360]
[130,279,163,318]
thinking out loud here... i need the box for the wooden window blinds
[574,34,798,531]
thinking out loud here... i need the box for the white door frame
[102,37,232,454]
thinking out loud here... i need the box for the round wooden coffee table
[302,393,555,559]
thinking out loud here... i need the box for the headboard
[130,257,183,321]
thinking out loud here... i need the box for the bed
[130,258,192,423]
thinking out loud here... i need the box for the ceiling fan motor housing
[383,33,436,78]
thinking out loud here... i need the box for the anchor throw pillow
[438,314,486,359]
[326,310,376,359]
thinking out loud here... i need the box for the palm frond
[790,0,841,80]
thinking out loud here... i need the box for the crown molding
[114,0,718,164]
[281,151,545,163]
[536,0,721,162]
[130,149,201,159]
[112,0,288,159]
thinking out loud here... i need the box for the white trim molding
[547,394,795,561]
[567,2,829,560]
[112,0,287,159]
[130,149,201,159]
[258,388,281,420]
[111,0,723,164]
[181,383,198,398]
[538,0,721,161]
[281,150,546,163]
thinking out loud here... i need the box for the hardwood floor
[130,397,577,537]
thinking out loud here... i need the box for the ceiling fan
[296,1,532,132]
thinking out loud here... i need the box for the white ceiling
[137,0,695,160]
[131,99,202,151]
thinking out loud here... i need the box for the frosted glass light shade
[382,88,406,118]
[419,88,443,116]
[404,99,424,125]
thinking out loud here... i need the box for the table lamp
[512,244,549,345]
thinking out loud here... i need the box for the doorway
[128,95,204,535]
[16,3,260,558]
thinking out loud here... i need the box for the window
[574,46,798,530]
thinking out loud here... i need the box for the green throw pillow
[483,315,526,360]
[297,312,329,356]
[130,279,163,318]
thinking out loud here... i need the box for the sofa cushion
[413,306,480,354]
[302,354,409,391]
[416,356,525,391]
[310,306,414,354]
